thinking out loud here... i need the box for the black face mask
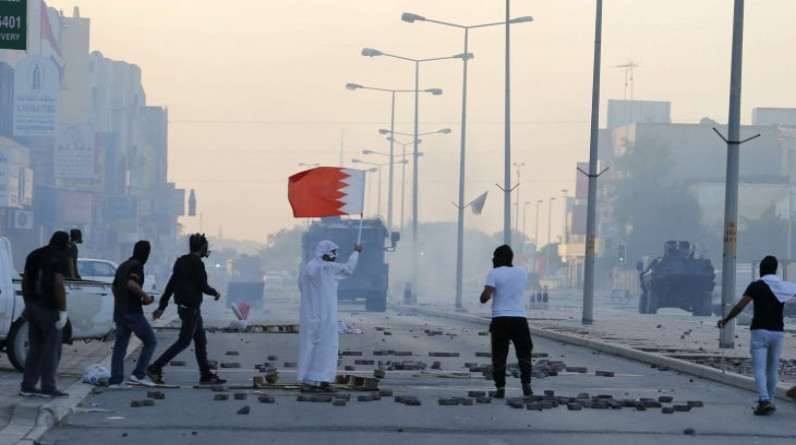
[322,250,338,262]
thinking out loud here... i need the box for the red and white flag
[288,167,366,217]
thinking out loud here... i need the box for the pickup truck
[0,237,115,371]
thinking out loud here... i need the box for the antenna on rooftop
[613,60,640,101]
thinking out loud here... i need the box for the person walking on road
[19,231,72,398]
[717,255,796,415]
[147,234,226,385]
[65,228,82,279]
[480,244,533,399]
[108,241,157,388]
[298,240,361,392]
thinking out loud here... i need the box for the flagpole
[357,213,364,245]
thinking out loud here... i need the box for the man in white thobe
[298,240,361,391]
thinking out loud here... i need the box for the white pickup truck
[0,237,116,371]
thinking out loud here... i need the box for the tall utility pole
[719,0,749,349]
[503,0,513,245]
[582,0,604,325]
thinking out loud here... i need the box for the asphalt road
[40,302,796,445]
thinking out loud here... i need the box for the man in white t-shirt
[480,245,533,399]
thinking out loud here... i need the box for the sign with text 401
[0,0,27,51]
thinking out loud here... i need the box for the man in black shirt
[147,234,226,385]
[65,228,82,279]
[109,241,157,388]
[718,256,796,415]
[19,231,71,398]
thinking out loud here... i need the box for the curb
[7,315,176,445]
[406,306,795,403]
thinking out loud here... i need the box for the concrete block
[220,362,241,368]
[258,395,275,403]
[540,401,554,409]
[526,402,543,411]
[506,398,525,409]
[658,396,673,403]
[340,351,363,356]
[591,401,608,410]
[478,331,489,336]
[438,397,460,406]
[566,367,587,373]
[475,396,492,404]
[214,394,229,401]
[384,331,392,336]
[147,391,165,400]
[567,403,582,410]
[661,407,675,414]
[595,370,615,377]
[607,400,624,410]
[430,361,441,370]
[635,403,647,411]
[234,393,248,400]
[379,389,393,397]
[267,355,278,361]
[687,400,704,407]
[373,369,386,379]
[468,391,486,397]
[683,428,696,435]
[130,400,143,407]
[460,398,474,406]
[576,393,590,400]
[544,390,555,397]
[531,352,549,358]
[545,370,558,377]
[344,365,356,371]
[335,375,351,384]
[595,394,613,400]
[225,351,240,356]
[402,398,421,406]
[394,351,413,356]
[237,406,250,415]
[429,352,459,357]
[283,362,297,368]
[643,400,662,408]
[475,352,492,358]
[358,395,375,402]
[673,405,691,412]
[333,400,347,407]
[169,360,186,367]
[658,366,671,371]
[355,359,375,365]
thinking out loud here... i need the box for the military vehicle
[638,240,715,316]
[301,217,399,312]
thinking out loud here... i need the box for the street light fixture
[346,83,443,231]
[402,11,533,308]
[362,45,464,303]
[546,197,557,278]
[535,199,543,253]
[298,162,319,169]
[386,137,423,232]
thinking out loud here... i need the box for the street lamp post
[352,158,408,219]
[546,197,556,277]
[362,147,422,227]
[513,162,525,240]
[560,189,568,245]
[363,47,466,304]
[346,83,442,231]
[385,137,420,232]
[402,11,532,309]
[534,199,543,253]
[522,200,531,255]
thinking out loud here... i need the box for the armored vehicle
[301,217,399,312]
[638,240,715,316]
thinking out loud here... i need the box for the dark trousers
[110,313,158,384]
[152,306,211,377]
[490,316,533,388]
[22,305,63,392]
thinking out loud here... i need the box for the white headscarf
[760,274,796,303]
[314,240,339,260]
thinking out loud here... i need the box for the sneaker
[107,384,129,390]
[145,365,165,385]
[19,387,40,397]
[199,373,227,385]
[753,400,776,416]
[40,389,69,398]
[128,374,156,387]
[492,387,506,399]
[522,385,533,396]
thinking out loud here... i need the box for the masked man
[298,240,362,392]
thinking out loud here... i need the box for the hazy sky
[46,0,796,243]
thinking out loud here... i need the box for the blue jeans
[110,313,157,385]
[750,329,784,402]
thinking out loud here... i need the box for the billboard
[54,123,96,179]
[13,56,59,136]
[0,0,27,51]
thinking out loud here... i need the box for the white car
[77,258,157,294]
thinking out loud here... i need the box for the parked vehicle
[0,238,117,371]
[78,258,157,294]
[638,240,715,316]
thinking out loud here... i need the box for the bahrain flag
[288,167,366,217]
